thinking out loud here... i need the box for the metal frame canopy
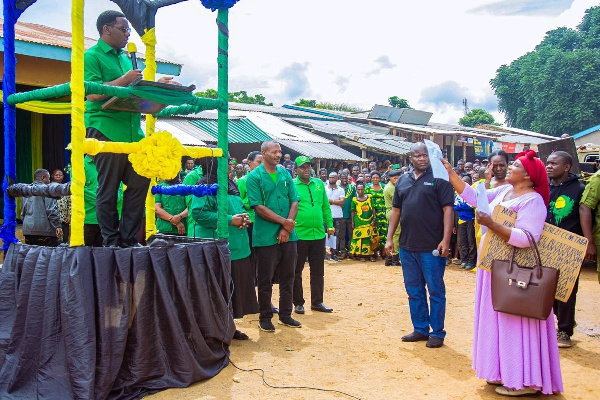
[1,0,238,248]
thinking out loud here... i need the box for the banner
[473,139,494,157]
[477,205,587,302]
[501,142,516,153]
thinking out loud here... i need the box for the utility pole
[462,98,469,116]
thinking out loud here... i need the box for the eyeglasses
[108,25,131,34]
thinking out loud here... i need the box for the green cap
[295,155,311,166]
[390,164,401,170]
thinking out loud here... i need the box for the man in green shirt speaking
[84,10,177,247]
[292,156,334,314]
[246,141,301,332]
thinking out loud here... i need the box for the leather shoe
[294,305,305,314]
[426,336,444,348]
[311,303,333,313]
[401,331,429,342]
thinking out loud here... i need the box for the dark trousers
[553,274,579,337]
[87,128,150,247]
[256,241,297,322]
[61,222,70,243]
[84,224,103,247]
[24,235,60,247]
[458,220,476,263]
[337,218,352,255]
[293,238,326,307]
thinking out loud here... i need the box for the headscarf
[516,150,549,206]
[198,156,239,196]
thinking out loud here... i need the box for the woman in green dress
[189,166,259,340]
[349,181,377,261]
[365,171,387,260]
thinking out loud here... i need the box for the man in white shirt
[325,172,346,262]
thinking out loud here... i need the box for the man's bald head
[410,142,427,154]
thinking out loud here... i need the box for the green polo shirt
[341,183,356,219]
[293,177,333,241]
[84,155,123,224]
[581,171,600,275]
[155,182,187,235]
[182,167,204,233]
[84,38,143,143]
[246,164,300,247]
[237,174,255,223]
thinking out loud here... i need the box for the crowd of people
[16,9,599,398]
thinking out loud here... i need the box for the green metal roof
[187,118,272,143]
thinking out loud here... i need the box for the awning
[141,118,207,146]
[357,138,411,155]
[277,140,363,161]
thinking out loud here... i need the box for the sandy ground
[149,258,600,400]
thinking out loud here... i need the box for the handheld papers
[424,139,449,181]
[326,235,337,250]
[475,182,491,215]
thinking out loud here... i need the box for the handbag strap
[522,230,543,279]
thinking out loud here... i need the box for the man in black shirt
[546,151,588,348]
[385,143,454,348]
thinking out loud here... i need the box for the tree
[388,96,412,109]
[459,109,497,127]
[194,89,273,106]
[294,99,317,108]
[490,6,600,136]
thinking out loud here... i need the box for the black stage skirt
[231,256,259,319]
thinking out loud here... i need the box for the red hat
[516,150,549,206]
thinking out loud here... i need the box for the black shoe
[401,331,429,342]
[311,303,333,313]
[120,242,143,248]
[385,256,392,266]
[258,320,275,332]
[278,317,302,328]
[426,337,444,348]
[233,330,249,340]
[294,305,305,314]
[271,303,279,314]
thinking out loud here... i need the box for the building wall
[575,130,600,146]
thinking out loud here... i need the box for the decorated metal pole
[216,8,229,239]
[69,0,86,246]
[0,1,20,250]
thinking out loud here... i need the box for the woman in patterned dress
[349,181,377,261]
[365,171,387,260]
[52,169,71,243]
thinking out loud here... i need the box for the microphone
[432,249,440,257]
[127,42,138,70]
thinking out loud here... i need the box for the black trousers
[458,220,476,263]
[255,241,297,322]
[553,274,580,337]
[86,128,150,247]
[337,218,352,255]
[293,238,326,307]
[24,235,60,247]
[84,224,103,247]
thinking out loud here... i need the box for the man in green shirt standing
[155,177,188,235]
[84,10,176,247]
[292,156,334,314]
[384,169,402,266]
[579,170,600,283]
[246,141,301,332]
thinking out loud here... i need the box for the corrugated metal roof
[495,134,549,145]
[236,112,330,143]
[0,18,178,65]
[357,138,411,155]
[160,118,217,142]
[228,102,337,120]
[187,118,271,144]
[141,118,207,146]
[284,118,396,140]
[277,140,363,161]
[572,124,600,139]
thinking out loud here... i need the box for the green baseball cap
[295,155,311,166]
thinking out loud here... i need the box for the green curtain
[15,109,32,218]
[31,112,43,172]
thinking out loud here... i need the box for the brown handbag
[491,230,559,320]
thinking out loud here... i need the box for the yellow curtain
[0,89,71,114]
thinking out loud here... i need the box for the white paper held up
[424,139,449,181]
[326,235,337,250]
[475,181,491,215]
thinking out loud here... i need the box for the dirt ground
[150,258,600,400]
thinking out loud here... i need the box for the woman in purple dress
[443,150,563,397]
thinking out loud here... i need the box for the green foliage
[194,89,273,105]
[294,99,317,108]
[388,96,412,109]
[491,6,600,136]
[459,109,497,127]
[293,99,364,112]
